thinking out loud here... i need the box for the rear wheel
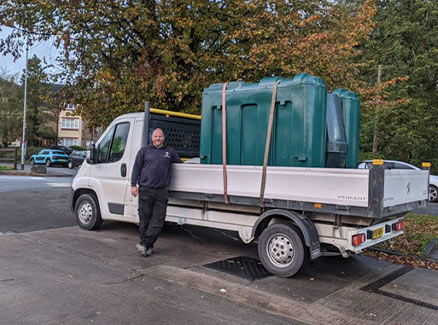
[429,185,438,202]
[45,159,52,167]
[258,223,305,277]
[75,193,102,230]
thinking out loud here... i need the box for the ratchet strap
[260,80,281,207]
[222,82,229,204]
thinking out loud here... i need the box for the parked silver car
[357,160,438,202]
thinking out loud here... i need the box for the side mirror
[86,144,98,164]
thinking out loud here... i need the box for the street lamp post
[21,39,29,170]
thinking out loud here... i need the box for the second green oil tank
[332,89,360,168]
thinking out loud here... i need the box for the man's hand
[131,186,138,197]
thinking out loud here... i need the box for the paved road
[0,175,75,234]
[1,175,438,324]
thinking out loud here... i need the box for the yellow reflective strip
[150,108,201,120]
[422,162,431,168]
[373,159,384,165]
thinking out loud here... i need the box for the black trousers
[138,187,169,249]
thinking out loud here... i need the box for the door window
[109,123,130,162]
[98,127,115,163]
[98,122,130,163]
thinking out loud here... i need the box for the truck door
[91,121,131,218]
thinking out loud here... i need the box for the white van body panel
[383,170,429,207]
[170,164,370,207]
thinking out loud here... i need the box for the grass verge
[0,165,14,171]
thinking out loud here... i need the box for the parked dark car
[30,149,69,167]
[68,151,86,169]
[50,145,73,155]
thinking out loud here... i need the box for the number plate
[372,227,384,239]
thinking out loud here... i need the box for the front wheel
[430,185,438,202]
[68,161,73,169]
[258,223,306,277]
[45,159,52,167]
[75,193,102,230]
[30,159,35,166]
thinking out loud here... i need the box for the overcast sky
[0,26,61,81]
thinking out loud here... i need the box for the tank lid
[333,89,358,99]
[291,73,326,88]
[258,77,284,86]
[203,81,245,93]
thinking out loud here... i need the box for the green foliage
[24,56,58,147]
[25,146,43,158]
[0,0,380,129]
[0,72,23,147]
[360,0,438,172]
[0,58,59,148]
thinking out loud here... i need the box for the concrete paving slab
[317,286,438,324]
[144,265,370,325]
[380,267,438,306]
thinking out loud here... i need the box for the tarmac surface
[1,222,438,324]
[1,168,438,323]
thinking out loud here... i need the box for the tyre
[68,161,73,169]
[258,223,305,277]
[75,193,103,230]
[30,158,35,166]
[429,185,438,202]
[45,159,52,167]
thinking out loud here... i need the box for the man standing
[131,128,181,256]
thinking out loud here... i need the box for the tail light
[392,221,405,231]
[352,233,366,246]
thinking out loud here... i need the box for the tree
[23,55,58,147]
[359,0,438,170]
[1,0,384,128]
[0,71,23,147]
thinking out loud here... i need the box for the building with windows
[58,104,101,147]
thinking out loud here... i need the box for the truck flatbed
[169,163,429,219]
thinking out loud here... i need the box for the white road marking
[31,177,46,180]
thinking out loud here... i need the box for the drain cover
[204,256,272,280]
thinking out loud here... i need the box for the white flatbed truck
[71,108,430,277]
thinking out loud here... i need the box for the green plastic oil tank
[326,93,347,168]
[332,89,360,168]
[200,73,328,167]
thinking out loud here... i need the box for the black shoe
[145,247,152,256]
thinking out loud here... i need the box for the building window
[61,138,79,146]
[65,103,76,110]
[61,118,79,129]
